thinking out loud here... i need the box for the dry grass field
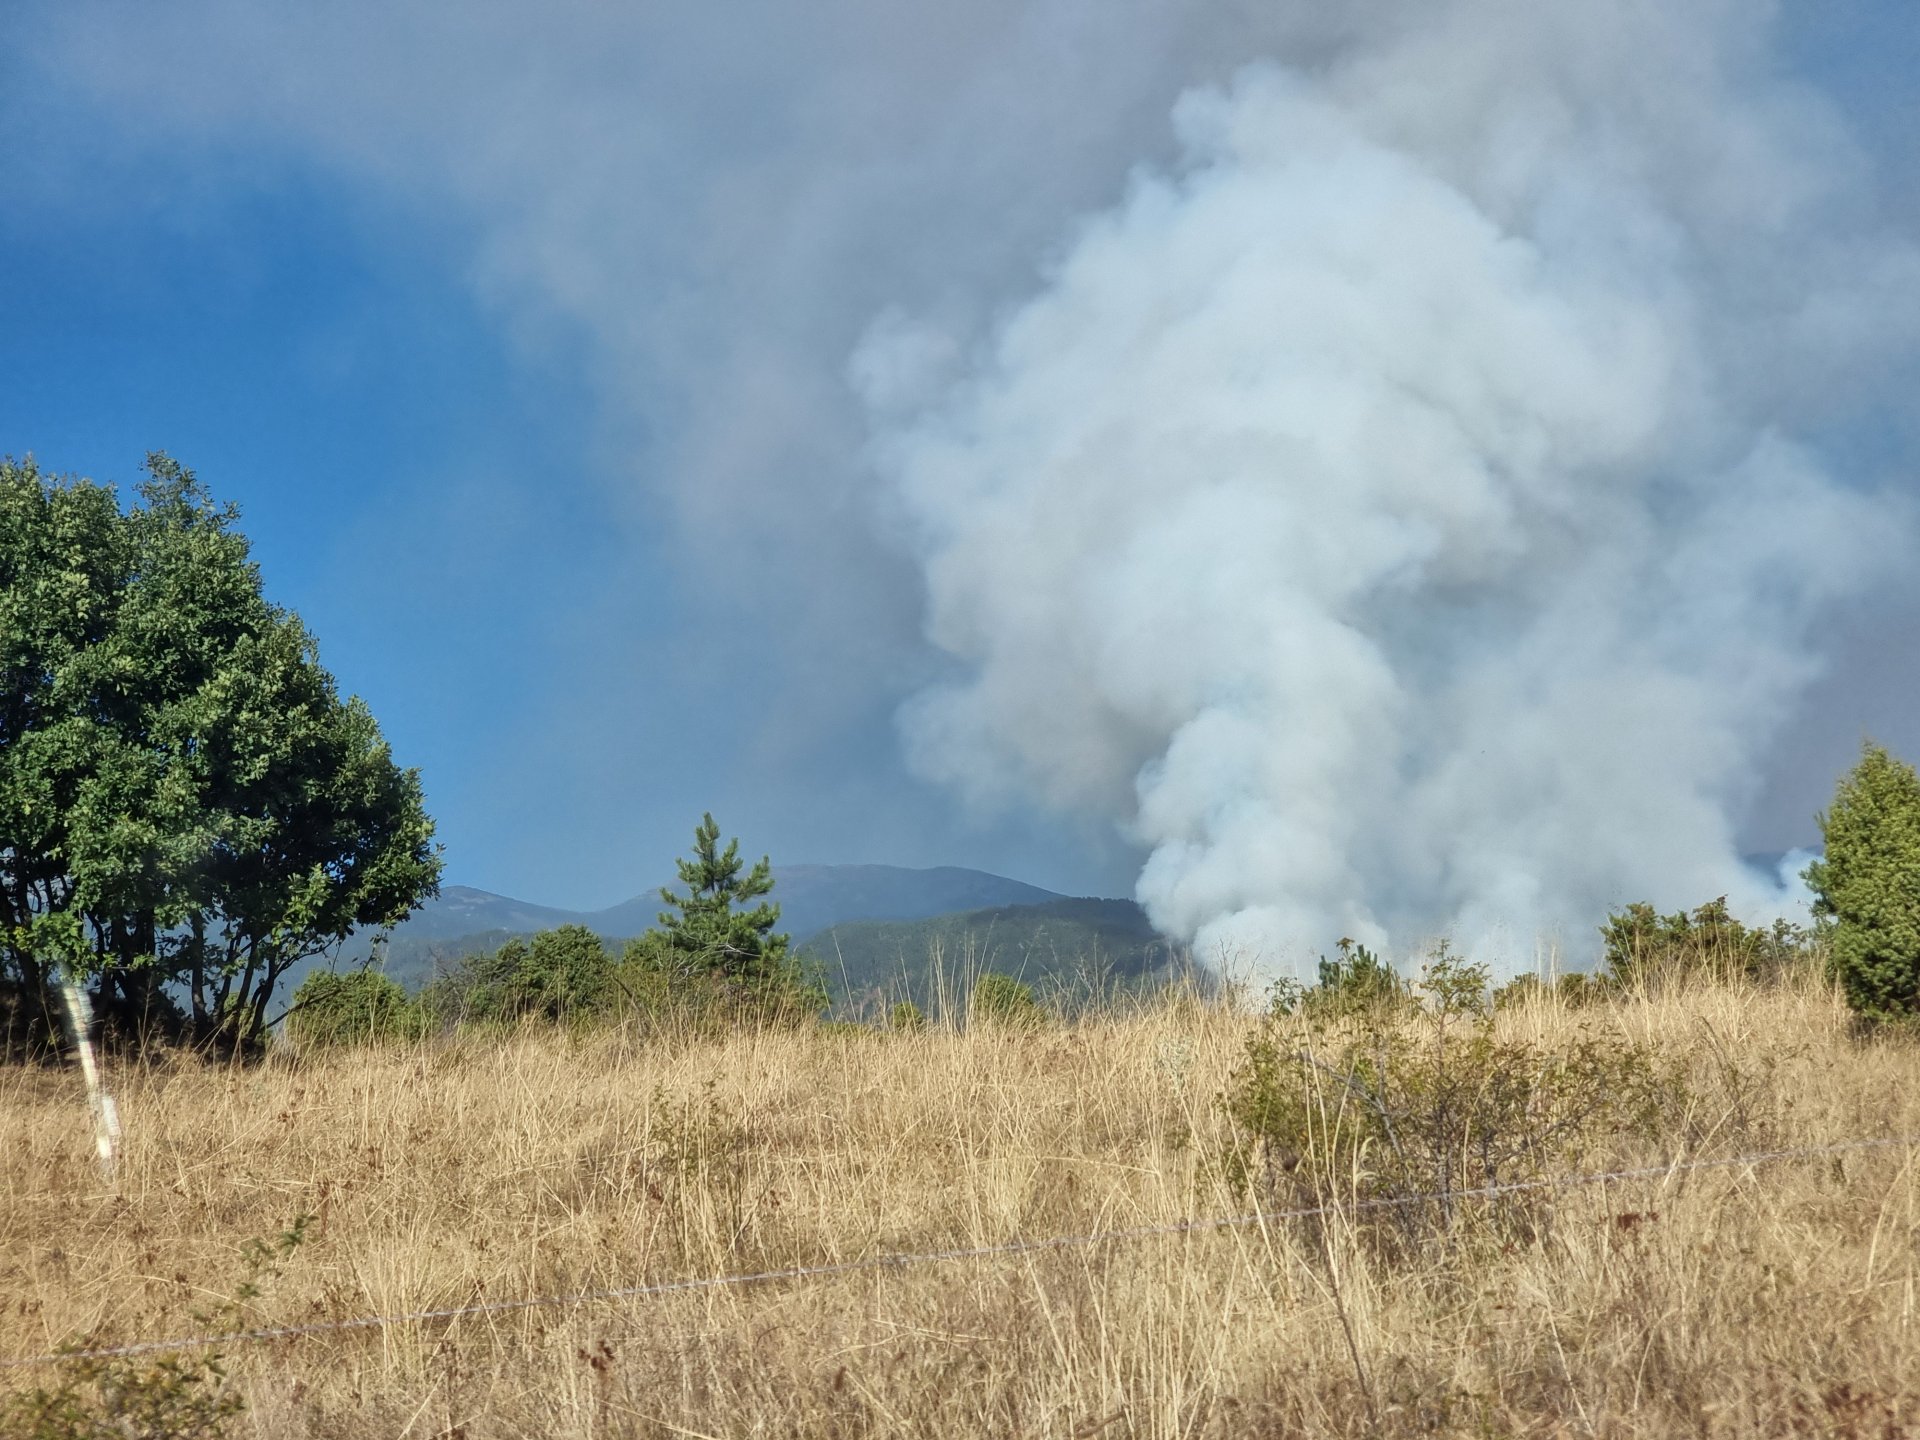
[4,977,1920,1438]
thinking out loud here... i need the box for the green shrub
[1487,898,1825,1010]
[417,818,828,1035]
[420,925,617,1028]
[888,999,928,1033]
[283,968,424,1048]
[1491,969,1609,1010]
[1599,896,1821,990]
[0,1351,244,1440]
[1806,742,1920,1021]
[614,931,826,1032]
[970,972,1044,1029]
[1489,971,1547,1011]
[509,925,616,1020]
[1219,951,1684,1260]
[1269,939,1414,1022]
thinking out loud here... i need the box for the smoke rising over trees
[863,19,1920,969]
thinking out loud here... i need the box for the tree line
[286,811,830,1043]
[5,453,1920,1061]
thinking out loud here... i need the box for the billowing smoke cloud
[861,5,1920,970]
[12,0,1920,927]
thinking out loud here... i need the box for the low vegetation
[8,459,1920,1433]
[6,958,1920,1437]
[285,814,828,1048]
[1224,947,1693,1264]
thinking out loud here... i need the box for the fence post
[58,971,121,1181]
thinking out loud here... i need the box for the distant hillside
[583,864,1063,941]
[800,897,1191,1016]
[297,864,1077,997]
[390,887,585,940]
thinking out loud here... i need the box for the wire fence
[3,1131,1911,1371]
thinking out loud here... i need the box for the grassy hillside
[799,896,1188,1014]
[6,977,1918,1436]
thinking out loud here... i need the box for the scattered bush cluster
[282,969,424,1048]
[1484,897,1828,1013]
[1221,946,1689,1261]
[3,1215,311,1440]
[1598,896,1824,989]
[418,925,620,1028]
[288,814,830,1048]
[968,972,1045,1029]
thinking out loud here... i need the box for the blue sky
[3,1,1918,926]
[0,0,1154,907]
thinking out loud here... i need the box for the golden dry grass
[4,979,1920,1437]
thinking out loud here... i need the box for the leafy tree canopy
[0,453,440,1055]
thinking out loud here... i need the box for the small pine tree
[655,814,792,988]
[1805,742,1920,1020]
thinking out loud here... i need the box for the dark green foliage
[1269,938,1414,1022]
[509,925,617,1021]
[1599,896,1821,989]
[970,971,1044,1028]
[0,454,440,1057]
[1486,899,1826,1010]
[412,822,825,1034]
[283,967,425,1048]
[1219,951,1685,1260]
[643,815,822,1018]
[614,931,824,1031]
[419,925,616,1026]
[0,963,53,1060]
[888,999,927,1032]
[1806,742,1920,1020]
[654,814,789,984]
[1490,971,1598,1011]
[0,1351,244,1440]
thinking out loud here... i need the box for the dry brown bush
[3,974,1919,1437]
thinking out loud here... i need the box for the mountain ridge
[312,863,1101,997]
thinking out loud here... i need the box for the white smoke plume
[861,3,1920,971]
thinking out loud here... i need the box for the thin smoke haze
[863,3,1920,971]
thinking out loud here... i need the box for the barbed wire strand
[4,1131,1910,1371]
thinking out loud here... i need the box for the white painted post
[58,973,121,1181]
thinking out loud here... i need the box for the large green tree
[1805,742,1920,1021]
[0,454,441,1054]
